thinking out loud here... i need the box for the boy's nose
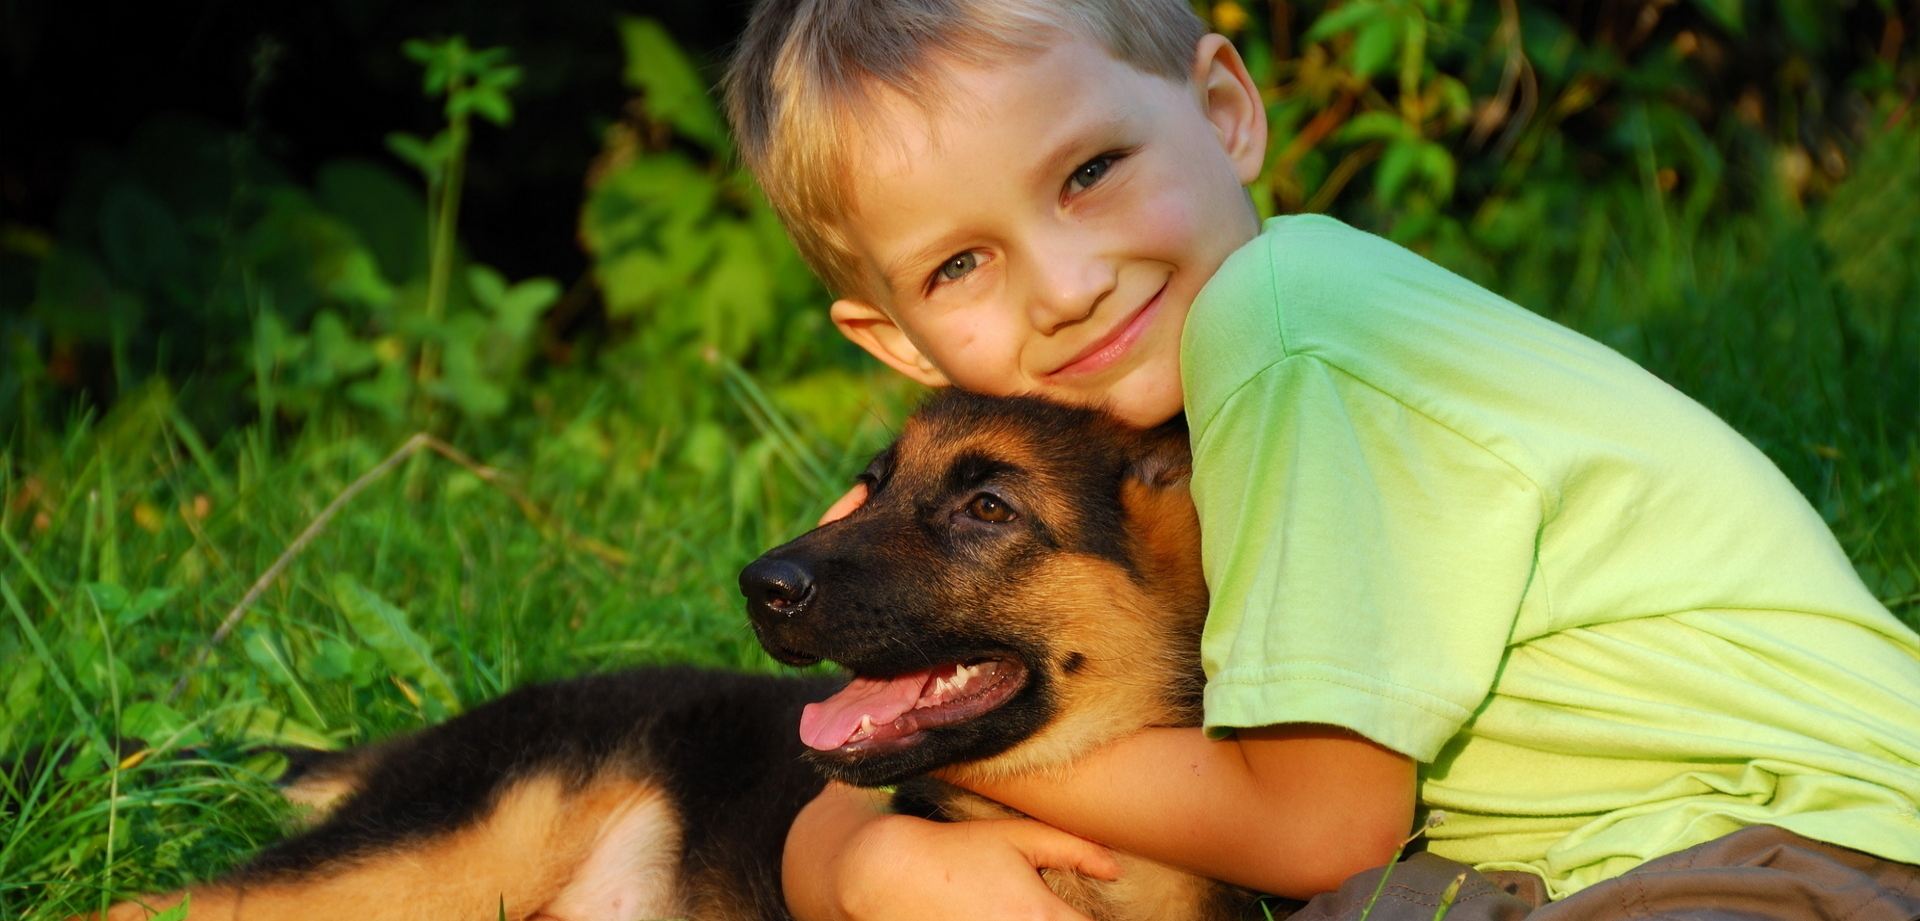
[1025,250,1116,335]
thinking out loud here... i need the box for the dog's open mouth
[799,657,1028,754]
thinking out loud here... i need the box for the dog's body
[100,393,1265,921]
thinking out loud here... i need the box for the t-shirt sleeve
[1189,353,1545,763]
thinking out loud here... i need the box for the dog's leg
[98,774,684,921]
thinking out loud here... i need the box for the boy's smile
[829,31,1268,427]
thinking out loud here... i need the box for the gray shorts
[1292,826,1920,921]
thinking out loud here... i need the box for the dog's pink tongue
[800,671,935,751]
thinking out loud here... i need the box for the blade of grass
[2,576,109,757]
[0,519,61,607]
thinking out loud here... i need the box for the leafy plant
[1207,0,1915,255]
[2,39,560,436]
[580,17,833,376]
[386,38,556,420]
[576,16,901,454]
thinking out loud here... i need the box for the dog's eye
[965,493,1017,523]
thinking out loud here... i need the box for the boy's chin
[1083,373,1185,428]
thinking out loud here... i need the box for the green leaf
[467,265,508,310]
[211,703,335,750]
[1336,111,1413,144]
[330,575,460,715]
[149,893,192,921]
[467,46,512,76]
[384,132,437,180]
[455,86,515,126]
[1689,0,1743,33]
[1518,7,1578,83]
[119,700,205,750]
[475,63,523,93]
[85,583,179,627]
[616,16,728,152]
[1435,75,1472,124]
[1376,138,1421,203]
[1303,1,1384,44]
[433,323,511,418]
[403,36,470,95]
[695,226,775,358]
[1416,141,1456,201]
[1350,14,1404,80]
[326,248,397,308]
[595,251,673,317]
[316,160,429,282]
[309,637,383,688]
[3,659,46,745]
[310,312,376,378]
[495,278,561,338]
[347,360,411,420]
[402,38,436,65]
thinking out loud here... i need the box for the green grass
[4,125,1917,917]
[1,364,912,917]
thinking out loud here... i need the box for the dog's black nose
[740,557,816,618]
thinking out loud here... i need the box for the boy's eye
[937,252,978,283]
[1069,155,1116,192]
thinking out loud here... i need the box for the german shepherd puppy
[96,392,1258,921]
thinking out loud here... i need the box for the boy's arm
[783,782,1121,921]
[955,723,1416,900]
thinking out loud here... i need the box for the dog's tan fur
[107,776,681,921]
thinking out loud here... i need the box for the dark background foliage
[5,0,1913,437]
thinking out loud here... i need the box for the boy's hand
[785,783,1119,921]
[818,482,870,526]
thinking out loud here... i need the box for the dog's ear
[1118,419,1206,612]
[1125,419,1192,489]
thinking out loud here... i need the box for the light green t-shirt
[1181,214,1920,898]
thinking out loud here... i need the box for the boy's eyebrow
[882,238,959,295]
[1027,112,1130,189]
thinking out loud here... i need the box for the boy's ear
[830,299,951,388]
[1190,34,1269,185]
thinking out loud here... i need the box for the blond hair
[723,0,1207,298]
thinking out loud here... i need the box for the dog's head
[740,391,1206,787]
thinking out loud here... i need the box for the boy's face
[829,32,1268,427]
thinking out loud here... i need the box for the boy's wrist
[783,782,896,921]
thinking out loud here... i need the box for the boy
[722,2,1920,919]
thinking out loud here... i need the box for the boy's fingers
[1002,819,1124,882]
[817,482,870,526]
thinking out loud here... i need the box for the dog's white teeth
[850,715,877,742]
